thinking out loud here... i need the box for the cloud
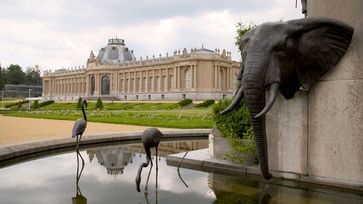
[0,0,304,71]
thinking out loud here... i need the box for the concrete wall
[307,0,363,184]
[266,0,363,187]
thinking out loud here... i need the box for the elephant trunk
[243,49,273,180]
[244,86,272,180]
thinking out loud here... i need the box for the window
[101,75,110,95]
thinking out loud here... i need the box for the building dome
[97,38,136,64]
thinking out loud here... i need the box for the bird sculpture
[72,100,88,162]
[135,127,163,193]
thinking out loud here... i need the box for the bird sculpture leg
[76,135,85,166]
[76,150,85,196]
[78,149,85,180]
[155,147,158,191]
[144,156,153,192]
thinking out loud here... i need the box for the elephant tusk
[220,87,244,115]
[255,83,279,118]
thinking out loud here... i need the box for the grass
[40,102,181,110]
[2,102,214,129]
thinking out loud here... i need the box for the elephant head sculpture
[221,17,353,180]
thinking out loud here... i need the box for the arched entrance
[101,75,110,95]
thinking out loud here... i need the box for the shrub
[212,99,250,138]
[5,100,29,108]
[76,97,82,109]
[95,97,104,109]
[212,99,257,164]
[39,100,54,107]
[196,99,215,108]
[178,98,192,107]
[31,100,40,109]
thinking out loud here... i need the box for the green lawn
[40,102,181,110]
[2,102,214,129]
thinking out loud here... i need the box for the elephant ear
[289,17,354,89]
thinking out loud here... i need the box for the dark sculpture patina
[72,100,88,153]
[221,17,353,180]
[135,127,163,192]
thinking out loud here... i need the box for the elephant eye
[274,44,284,52]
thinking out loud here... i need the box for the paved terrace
[0,115,176,146]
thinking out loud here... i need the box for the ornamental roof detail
[96,38,136,64]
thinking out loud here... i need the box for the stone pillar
[173,67,177,90]
[307,0,363,184]
[133,75,136,93]
[266,0,363,186]
[86,76,89,96]
[123,76,126,93]
[177,66,181,90]
[127,74,131,93]
[227,67,230,90]
[214,65,218,89]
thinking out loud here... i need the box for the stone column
[127,73,131,93]
[306,0,363,184]
[138,76,142,93]
[193,65,197,88]
[123,75,126,93]
[177,66,181,90]
[214,66,218,89]
[266,0,363,186]
[227,67,231,90]
[173,67,177,90]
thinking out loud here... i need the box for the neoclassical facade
[42,38,239,101]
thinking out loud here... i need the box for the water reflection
[72,150,87,204]
[86,140,208,176]
[209,173,363,204]
[87,146,134,176]
[0,139,361,204]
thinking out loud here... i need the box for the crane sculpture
[135,128,163,193]
[72,99,88,164]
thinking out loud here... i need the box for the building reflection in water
[88,147,133,175]
[86,140,208,176]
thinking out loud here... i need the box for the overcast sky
[0,0,304,72]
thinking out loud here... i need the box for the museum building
[42,38,239,101]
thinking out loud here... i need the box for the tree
[0,64,4,90]
[5,64,26,85]
[76,97,82,109]
[95,97,104,109]
[25,65,42,85]
[235,22,256,51]
[31,100,40,109]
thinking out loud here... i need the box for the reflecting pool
[0,139,362,204]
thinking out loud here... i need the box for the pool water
[0,140,362,204]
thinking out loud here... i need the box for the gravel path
[0,115,174,145]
